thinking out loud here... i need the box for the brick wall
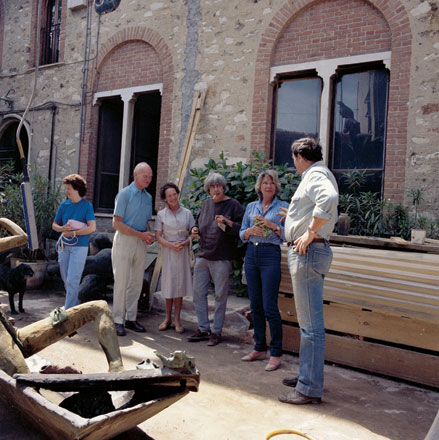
[81,27,174,207]
[96,41,163,92]
[251,0,412,203]
[272,0,391,65]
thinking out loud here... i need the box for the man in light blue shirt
[111,162,155,336]
[279,138,338,405]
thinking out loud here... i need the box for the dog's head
[18,264,34,279]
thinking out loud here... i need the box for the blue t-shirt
[114,182,152,231]
[54,199,95,247]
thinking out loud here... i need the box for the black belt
[249,242,279,247]
[287,237,327,246]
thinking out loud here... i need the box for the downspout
[48,105,57,191]
[77,0,91,172]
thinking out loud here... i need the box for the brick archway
[81,27,174,202]
[251,0,412,203]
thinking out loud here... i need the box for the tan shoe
[174,323,185,334]
[265,357,281,371]
[158,320,172,331]
[241,350,267,361]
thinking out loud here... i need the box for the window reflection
[331,69,389,194]
[274,77,321,167]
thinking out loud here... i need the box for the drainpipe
[48,105,57,191]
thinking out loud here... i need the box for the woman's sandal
[241,350,267,362]
[265,357,281,371]
[158,320,172,331]
[174,323,185,334]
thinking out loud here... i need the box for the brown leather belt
[287,237,327,246]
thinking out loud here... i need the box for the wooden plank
[278,294,439,351]
[14,369,200,392]
[278,245,439,321]
[282,324,439,387]
[329,233,439,254]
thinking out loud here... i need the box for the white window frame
[93,83,162,191]
[270,52,391,164]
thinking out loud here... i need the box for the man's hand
[141,231,155,245]
[293,229,314,255]
[191,227,200,239]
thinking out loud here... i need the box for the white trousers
[111,231,148,324]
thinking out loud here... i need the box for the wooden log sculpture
[0,300,124,376]
[0,218,28,252]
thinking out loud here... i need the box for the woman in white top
[155,183,195,333]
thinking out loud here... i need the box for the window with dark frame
[272,66,389,197]
[40,0,62,66]
[272,75,322,168]
[330,68,389,196]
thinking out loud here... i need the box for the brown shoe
[282,376,298,387]
[187,329,211,342]
[278,389,322,405]
[207,333,222,346]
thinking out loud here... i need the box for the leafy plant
[0,161,62,259]
[181,152,301,296]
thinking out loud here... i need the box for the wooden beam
[282,324,439,387]
[279,294,439,351]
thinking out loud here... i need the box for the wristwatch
[307,227,317,236]
[275,225,280,232]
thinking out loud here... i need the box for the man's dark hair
[291,137,323,162]
[63,174,87,197]
[160,182,180,200]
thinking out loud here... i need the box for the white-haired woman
[239,170,288,371]
[188,172,244,347]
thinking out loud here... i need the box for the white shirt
[284,162,339,242]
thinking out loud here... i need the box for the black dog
[0,264,34,314]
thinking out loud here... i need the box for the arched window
[0,121,29,174]
[40,0,62,65]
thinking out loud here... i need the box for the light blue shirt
[240,197,289,245]
[114,182,152,231]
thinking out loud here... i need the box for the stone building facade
[0,0,438,227]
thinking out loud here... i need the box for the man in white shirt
[279,137,338,405]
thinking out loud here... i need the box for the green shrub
[181,151,301,296]
[0,162,62,257]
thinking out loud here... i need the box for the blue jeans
[58,245,89,309]
[244,244,283,357]
[288,242,333,398]
[192,257,232,334]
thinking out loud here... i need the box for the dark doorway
[94,96,123,212]
[0,121,29,173]
[130,92,161,213]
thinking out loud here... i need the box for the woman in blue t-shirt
[52,174,96,309]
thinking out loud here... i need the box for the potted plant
[0,162,62,288]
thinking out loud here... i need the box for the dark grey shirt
[196,197,244,261]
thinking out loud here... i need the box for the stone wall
[0,0,438,219]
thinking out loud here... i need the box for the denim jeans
[192,257,232,334]
[288,242,333,398]
[244,244,283,357]
[58,245,89,310]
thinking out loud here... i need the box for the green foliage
[339,170,438,240]
[181,152,301,296]
[0,162,62,257]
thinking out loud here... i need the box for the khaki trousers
[111,231,148,324]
